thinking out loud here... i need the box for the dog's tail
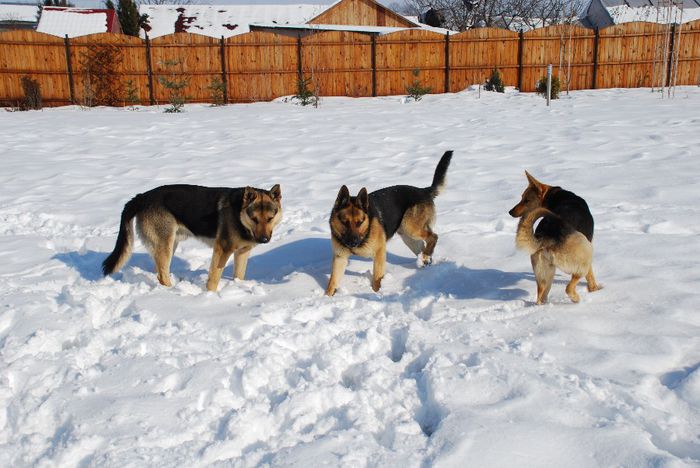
[429,150,453,197]
[516,207,555,254]
[102,195,142,276]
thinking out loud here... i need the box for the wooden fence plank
[71,33,147,106]
[450,28,519,91]
[225,31,297,103]
[302,30,372,97]
[376,29,445,97]
[675,19,700,86]
[522,25,595,93]
[0,30,70,106]
[597,21,666,89]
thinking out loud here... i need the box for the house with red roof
[37,7,122,38]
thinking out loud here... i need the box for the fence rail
[1,20,699,107]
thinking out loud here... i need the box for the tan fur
[516,207,593,304]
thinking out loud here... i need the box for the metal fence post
[371,34,377,97]
[63,35,75,104]
[592,27,600,89]
[145,33,155,105]
[297,34,303,82]
[220,35,228,104]
[444,31,450,93]
[517,30,524,90]
[546,63,552,106]
[666,23,676,87]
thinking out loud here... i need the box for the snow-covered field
[1,87,699,467]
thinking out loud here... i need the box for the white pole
[547,64,552,107]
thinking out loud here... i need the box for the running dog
[102,184,282,291]
[325,151,453,296]
[509,171,602,304]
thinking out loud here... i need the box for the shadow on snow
[54,239,531,302]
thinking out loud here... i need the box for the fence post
[444,32,450,93]
[145,33,155,105]
[220,35,228,104]
[546,63,552,106]
[517,30,524,90]
[63,35,75,105]
[666,23,676,87]
[592,27,600,89]
[297,34,303,82]
[371,34,377,97]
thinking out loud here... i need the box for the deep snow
[0,87,699,467]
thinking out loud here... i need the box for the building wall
[584,0,616,29]
[309,0,415,28]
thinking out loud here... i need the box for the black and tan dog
[325,151,452,296]
[102,184,282,291]
[509,171,601,304]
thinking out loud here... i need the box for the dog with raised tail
[326,150,453,296]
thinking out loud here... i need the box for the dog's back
[369,185,433,240]
[539,187,594,242]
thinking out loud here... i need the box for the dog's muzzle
[344,236,363,248]
[257,235,270,244]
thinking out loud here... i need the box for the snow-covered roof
[0,3,37,23]
[607,4,700,23]
[251,21,453,35]
[37,7,119,38]
[139,4,330,39]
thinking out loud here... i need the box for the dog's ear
[334,185,350,208]
[525,171,547,195]
[269,184,281,201]
[242,186,258,206]
[356,188,369,212]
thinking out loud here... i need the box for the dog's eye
[266,217,274,223]
[252,217,259,223]
[355,219,364,227]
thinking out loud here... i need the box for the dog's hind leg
[532,252,555,304]
[233,246,252,280]
[586,267,602,292]
[207,243,233,292]
[137,211,177,287]
[398,230,425,257]
[153,232,176,287]
[400,205,439,265]
[565,274,582,303]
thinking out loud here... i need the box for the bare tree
[405,0,586,31]
[139,0,194,5]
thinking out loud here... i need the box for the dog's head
[240,184,282,243]
[509,171,551,218]
[330,185,370,249]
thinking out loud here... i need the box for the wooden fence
[1,20,699,107]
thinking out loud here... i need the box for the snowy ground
[1,87,699,467]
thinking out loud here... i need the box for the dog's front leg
[207,244,233,291]
[326,254,349,296]
[233,247,253,280]
[372,245,386,292]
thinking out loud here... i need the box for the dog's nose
[508,208,517,217]
[258,236,270,243]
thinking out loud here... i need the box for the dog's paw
[417,255,433,268]
[588,283,603,292]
